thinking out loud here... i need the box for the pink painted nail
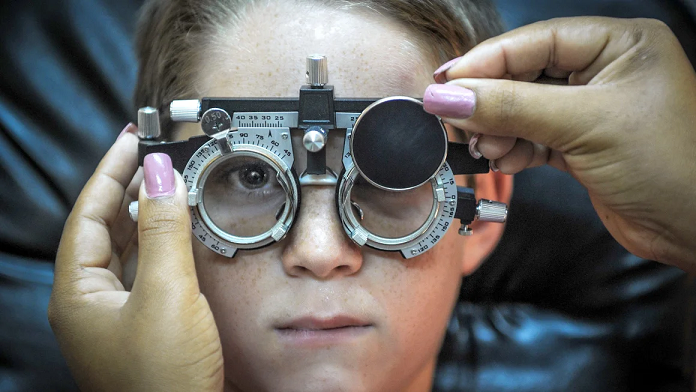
[433,56,463,84]
[144,153,175,198]
[117,123,137,140]
[490,159,500,173]
[469,133,482,159]
[423,84,476,119]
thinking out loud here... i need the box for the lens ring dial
[339,128,458,258]
[183,128,298,257]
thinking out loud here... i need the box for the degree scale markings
[232,112,361,129]
[233,112,298,128]
[182,125,297,257]
[406,163,457,258]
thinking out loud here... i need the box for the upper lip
[277,315,372,330]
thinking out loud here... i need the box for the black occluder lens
[352,99,447,190]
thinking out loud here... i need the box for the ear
[459,171,513,276]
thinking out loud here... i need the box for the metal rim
[337,166,441,251]
[192,145,298,249]
[349,96,448,192]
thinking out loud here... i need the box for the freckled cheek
[192,241,279,331]
[365,238,463,333]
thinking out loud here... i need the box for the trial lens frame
[130,55,507,258]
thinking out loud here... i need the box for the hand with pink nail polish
[425,17,696,270]
[49,130,223,392]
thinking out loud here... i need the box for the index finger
[54,125,139,282]
[445,17,646,84]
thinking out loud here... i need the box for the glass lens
[350,175,433,238]
[202,155,286,238]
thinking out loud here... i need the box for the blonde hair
[134,0,504,137]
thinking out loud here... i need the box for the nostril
[335,265,354,274]
[293,265,310,274]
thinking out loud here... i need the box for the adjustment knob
[303,126,327,152]
[170,99,201,122]
[137,107,161,139]
[476,199,508,223]
[306,55,328,87]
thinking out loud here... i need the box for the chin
[225,365,379,392]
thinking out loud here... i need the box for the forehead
[194,2,436,99]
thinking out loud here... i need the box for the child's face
[173,3,489,392]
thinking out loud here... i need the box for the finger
[423,81,605,152]
[528,143,552,168]
[493,138,534,174]
[547,149,568,172]
[106,168,144,283]
[111,167,144,256]
[512,70,542,82]
[130,153,198,302]
[474,134,517,160]
[443,17,644,85]
[545,67,572,79]
[55,124,138,284]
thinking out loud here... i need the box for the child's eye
[208,157,284,201]
[236,163,270,190]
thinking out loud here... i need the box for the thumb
[130,152,199,302]
[424,79,607,153]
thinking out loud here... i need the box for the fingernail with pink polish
[117,123,138,140]
[433,56,462,84]
[469,133,483,159]
[490,159,500,173]
[423,84,476,119]
[144,153,175,198]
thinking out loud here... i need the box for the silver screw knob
[306,55,328,87]
[170,99,201,122]
[137,107,161,139]
[476,199,508,223]
[303,126,327,152]
[201,108,232,136]
[458,224,473,236]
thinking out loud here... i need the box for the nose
[281,187,363,279]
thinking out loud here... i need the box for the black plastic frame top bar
[201,97,379,116]
[446,142,490,175]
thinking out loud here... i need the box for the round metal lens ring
[337,165,441,252]
[191,144,298,250]
[350,96,448,192]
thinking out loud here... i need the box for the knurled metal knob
[476,199,508,223]
[170,99,201,122]
[303,126,327,152]
[137,107,161,140]
[306,55,328,87]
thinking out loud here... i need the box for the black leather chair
[0,1,694,391]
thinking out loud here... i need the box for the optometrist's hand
[48,125,223,392]
[424,17,696,270]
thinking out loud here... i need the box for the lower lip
[275,326,373,347]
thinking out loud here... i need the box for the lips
[275,316,374,347]
[277,316,372,331]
